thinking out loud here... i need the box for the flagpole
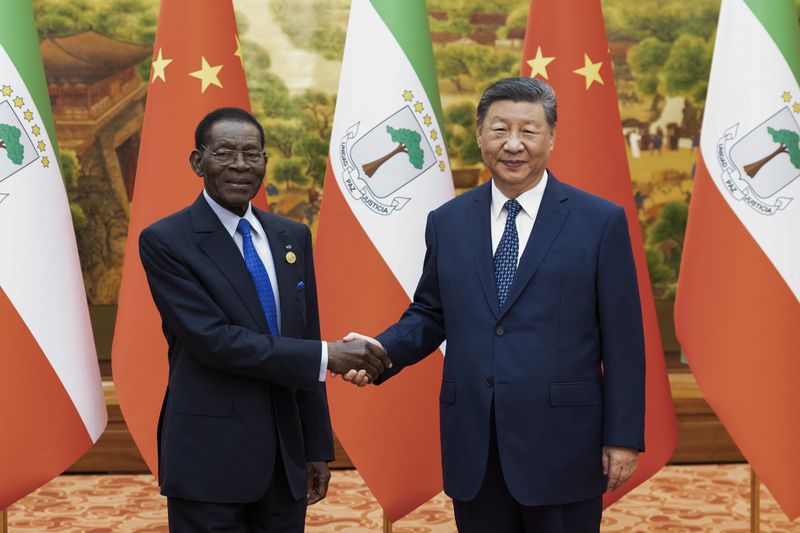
[1,508,8,533]
[750,466,760,533]
[382,510,392,533]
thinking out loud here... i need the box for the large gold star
[151,48,173,83]
[783,91,792,102]
[31,124,41,136]
[402,90,414,102]
[37,140,46,152]
[527,46,555,79]
[23,110,34,122]
[13,96,24,108]
[414,101,424,113]
[189,56,224,93]
[234,36,244,68]
[1,85,12,97]
[573,53,604,89]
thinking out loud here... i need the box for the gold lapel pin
[285,251,297,264]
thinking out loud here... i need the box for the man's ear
[189,149,203,177]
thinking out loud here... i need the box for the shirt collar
[202,189,261,238]
[491,169,549,221]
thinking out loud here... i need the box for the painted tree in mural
[744,127,800,178]
[0,123,24,165]
[362,126,424,177]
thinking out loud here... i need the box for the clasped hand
[326,332,389,386]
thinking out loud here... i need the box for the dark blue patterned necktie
[494,199,521,309]
[237,218,279,335]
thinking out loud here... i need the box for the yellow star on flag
[31,124,41,136]
[41,156,50,168]
[783,91,792,102]
[423,114,432,126]
[151,48,173,83]
[527,46,555,79]
[1,85,12,97]
[793,102,800,113]
[13,96,24,108]
[23,110,34,122]
[234,36,244,68]
[189,56,224,93]
[430,129,438,140]
[37,140,46,152]
[435,145,442,156]
[438,161,446,171]
[573,53,604,90]
[402,90,414,101]
[414,101,424,113]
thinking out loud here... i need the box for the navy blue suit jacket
[376,174,645,506]
[139,194,334,504]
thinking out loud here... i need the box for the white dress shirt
[490,170,549,263]
[203,190,327,381]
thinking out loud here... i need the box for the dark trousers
[167,451,306,533]
[453,412,602,533]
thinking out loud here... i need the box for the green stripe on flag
[370,0,447,136]
[742,0,800,85]
[0,1,61,160]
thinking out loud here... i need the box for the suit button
[495,326,505,336]
[486,378,494,388]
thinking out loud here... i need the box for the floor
[7,464,799,532]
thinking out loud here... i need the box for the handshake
[326,333,390,386]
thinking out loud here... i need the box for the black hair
[194,107,265,149]
[476,77,557,129]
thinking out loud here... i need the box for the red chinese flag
[520,0,678,506]
[111,0,261,474]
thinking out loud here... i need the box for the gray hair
[476,77,557,129]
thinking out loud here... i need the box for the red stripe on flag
[316,162,443,521]
[676,156,800,519]
[0,287,92,508]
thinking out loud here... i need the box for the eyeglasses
[200,144,268,165]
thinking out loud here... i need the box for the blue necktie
[237,218,279,336]
[494,199,521,309]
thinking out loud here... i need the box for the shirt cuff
[319,341,328,382]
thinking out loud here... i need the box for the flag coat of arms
[520,0,678,507]
[675,0,800,518]
[0,1,106,508]
[315,0,454,521]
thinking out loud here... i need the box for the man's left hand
[306,461,331,505]
[602,446,638,491]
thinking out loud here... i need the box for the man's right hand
[327,338,391,383]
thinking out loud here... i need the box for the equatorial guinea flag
[112,0,259,475]
[675,0,800,518]
[315,0,454,521]
[520,0,678,507]
[0,1,106,507]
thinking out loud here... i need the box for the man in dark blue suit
[139,108,390,532]
[347,78,645,532]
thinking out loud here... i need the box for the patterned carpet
[7,465,799,532]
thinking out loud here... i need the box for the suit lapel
[256,211,296,337]
[499,174,569,320]
[467,182,500,319]
[190,196,270,334]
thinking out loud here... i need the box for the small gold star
[151,48,173,83]
[37,140,46,152]
[435,145,442,156]
[430,129,438,140]
[23,110,34,121]
[423,114,432,126]
[13,96,24,108]
[438,161,446,171]
[402,90,414,102]
[573,53,604,90]
[31,124,41,136]
[1,85,12,97]
[414,101,424,113]
[526,46,555,79]
[41,156,50,168]
[783,91,792,102]
[189,56,224,93]
[234,36,244,68]
[793,102,800,113]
